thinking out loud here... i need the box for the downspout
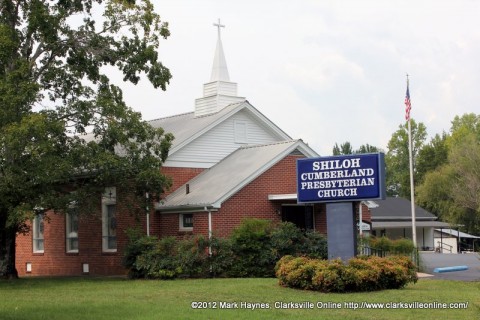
[206,207,212,256]
[359,201,363,236]
[146,192,150,236]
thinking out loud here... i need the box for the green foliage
[228,219,328,278]
[208,236,234,277]
[332,142,353,155]
[122,228,159,279]
[416,132,448,184]
[0,0,173,277]
[135,236,180,279]
[123,219,328,279]
[332,142,381,156]
[228,218,276,277]
[363,236,415,255]
[176,236,210,278]
[300,230,328,259]
[385,119,427,197]
[276,255,418,293]
[417,113,480,234]
[270,221,305,260]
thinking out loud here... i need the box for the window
[234,120,247,143]
[66,207,79,253]
[33,213,44,253]
[102,187,117,252]
[179,213,193,231]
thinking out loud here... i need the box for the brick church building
[15,24,371,277]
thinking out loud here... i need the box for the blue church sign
[297,153,386,203]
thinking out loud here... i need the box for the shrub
[391,238,415,255]
[301,230,328,259]
[228,218,275,277]
[209,236,234,277]
[270,222,304,260]
[123,219,330,279]
[275,255,418,293]
[135,236,180,279]
[176,236,210,278]
[122,228,159,279]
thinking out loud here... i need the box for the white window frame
[179,213,193,232]
[32,213,44,253]
[66,207,79,253]
[102,187,117,252]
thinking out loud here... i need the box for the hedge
[123,219,328,279]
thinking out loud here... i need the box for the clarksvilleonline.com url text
[191,301,469,310]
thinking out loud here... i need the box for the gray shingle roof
[156,140,318,212]
[370,197,437,220]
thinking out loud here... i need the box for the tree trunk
[0,216,18,279]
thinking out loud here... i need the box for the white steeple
[210,19,230,82]
[195,19,245,117]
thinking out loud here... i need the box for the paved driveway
[420,252,480,281]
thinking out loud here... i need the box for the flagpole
[406,74,417,248]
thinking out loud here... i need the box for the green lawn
[1,277,479,320]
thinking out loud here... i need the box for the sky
[112,0,480,156]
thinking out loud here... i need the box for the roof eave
[154,203,220,213]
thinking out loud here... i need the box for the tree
[385,119,427,197]
[332,142,381,155]
[417,113,480,234]
[415,132,448,184]
[332,142,353,155]
[448,133,480,234]
[0,0,173,278]
[356,144,380,154]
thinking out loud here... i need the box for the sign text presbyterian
[297,153,386,203]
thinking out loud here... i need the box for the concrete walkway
[419,252,480,281]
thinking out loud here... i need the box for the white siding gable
[164,109,284,168]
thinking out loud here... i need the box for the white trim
[66,209,79,253]
[32,214,44,253]
[268,194,297,201]
[102,187,117,253]
[164,160,215,169]
[179,213,194,232]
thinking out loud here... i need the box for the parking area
[419,252,480,281]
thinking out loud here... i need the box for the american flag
[405,80,411,121]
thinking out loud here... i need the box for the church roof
[148,100,291,155]
[156,139,318,212]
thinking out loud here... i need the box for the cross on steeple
[213,18,225,39]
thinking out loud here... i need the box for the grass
[1,277,479,320]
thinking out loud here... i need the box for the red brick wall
[209,155,327,238]
[156,155,329,239]
[16,188,142,277]
[314,204,327,234]
[161,167,204,196]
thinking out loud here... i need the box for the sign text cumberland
[296,153,386,203]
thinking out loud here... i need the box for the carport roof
[435,228,480,239]
[372,221,450,229]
